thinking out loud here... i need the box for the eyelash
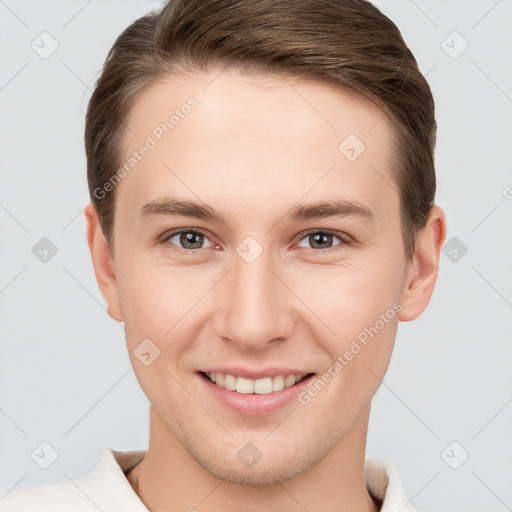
[158,228,355,254]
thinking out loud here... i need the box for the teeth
[204,372,308,395]
[236,376,254,394]
[284,375,296,388]
[224,374,236,391]
[254,377,272,394]
[272,375,284,392]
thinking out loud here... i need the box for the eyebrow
[138,196,374,225]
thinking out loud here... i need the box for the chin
[185,434,332,487]
[200,457,310,486]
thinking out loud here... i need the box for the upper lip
[200,367,313,380]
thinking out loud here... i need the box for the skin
[85,68,446,512]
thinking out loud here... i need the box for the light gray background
[1,1,511,511]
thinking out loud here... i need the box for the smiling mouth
[199,371,315,395]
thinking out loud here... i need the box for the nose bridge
[214,238,292,350]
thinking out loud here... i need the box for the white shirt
[0,449,421,511]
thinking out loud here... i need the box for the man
[2,0,446,510]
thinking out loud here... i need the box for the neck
[127,405,381,512]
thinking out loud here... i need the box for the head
[85,0,446,486]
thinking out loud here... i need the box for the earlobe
[84,202,123,322]
[398,205,447,322]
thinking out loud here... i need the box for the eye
[295,229,354,251]
[161,229,215,252]
[159,228,354,254]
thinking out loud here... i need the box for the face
[87,68,440,486]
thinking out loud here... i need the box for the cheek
[289,257,403,333]
[288,258,402,393]
[116,265,200,405]
[118,260,203,329]
[116,261,215,378]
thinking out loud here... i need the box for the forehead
[126,69,391,146]
[117,68,398,227]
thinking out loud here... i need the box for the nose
[212,241,295,351]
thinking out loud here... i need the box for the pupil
[181,232,202,249]
[311,233,331,248]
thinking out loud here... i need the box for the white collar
[109,449,420,511]
[1,449,420,511]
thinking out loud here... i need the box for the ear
[85,202,123,322]
[398,205,447,322]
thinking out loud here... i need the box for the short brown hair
[85,0,436,260]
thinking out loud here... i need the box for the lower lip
[198,372,315,416]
